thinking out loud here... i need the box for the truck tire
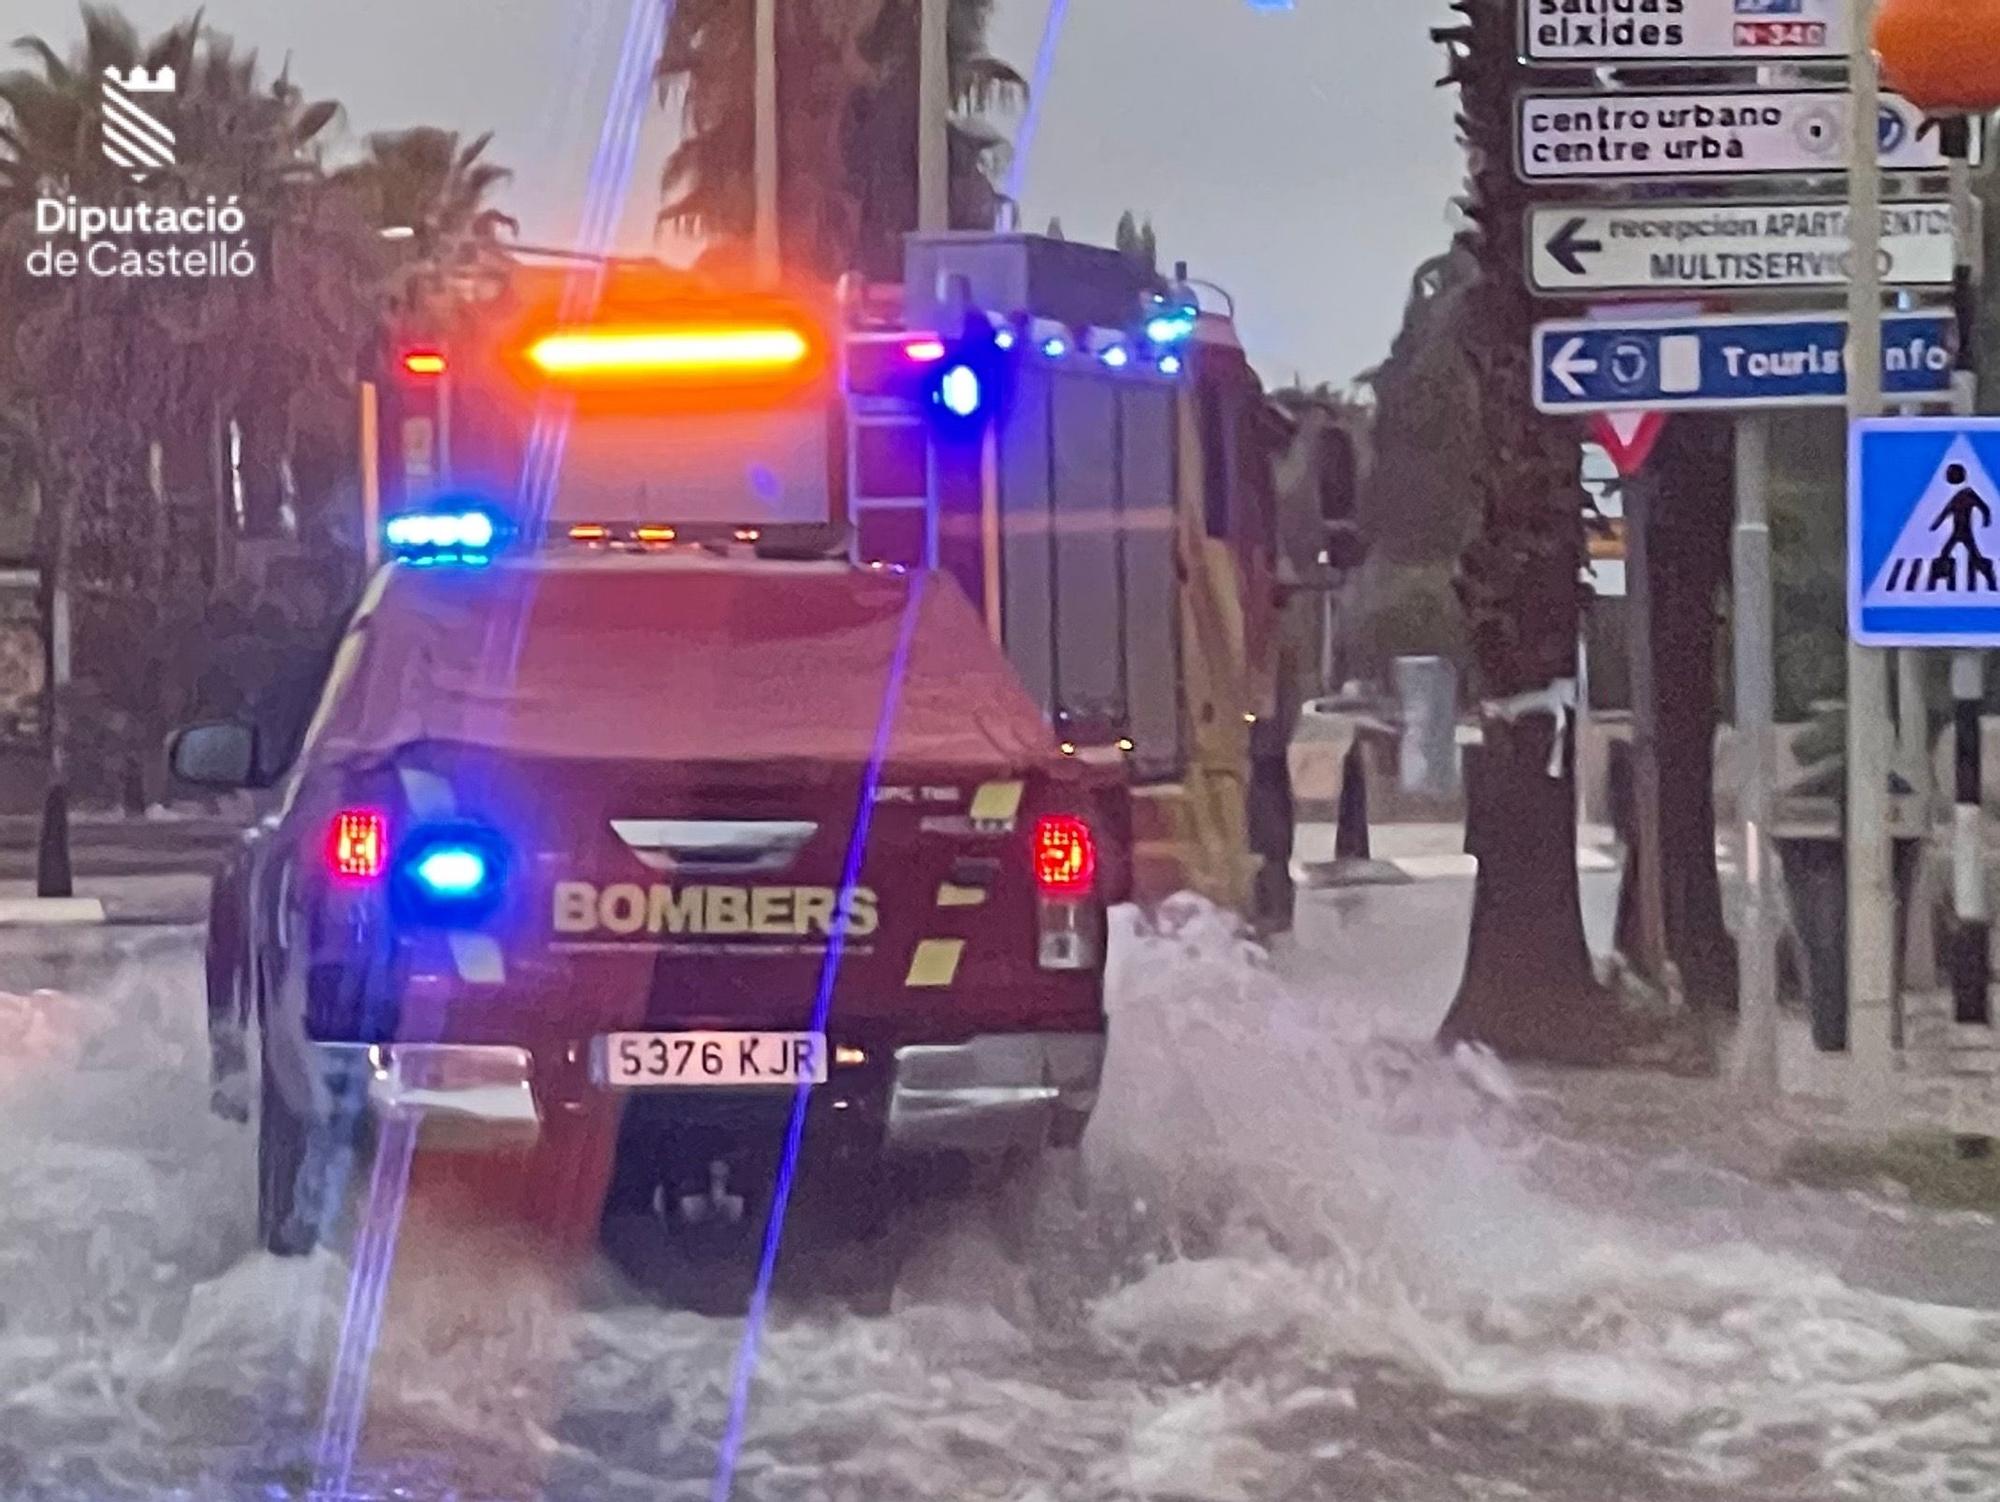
[256,1059,314,1256]
[256,1044,369,1257]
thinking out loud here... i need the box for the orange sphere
[1875,0,2000,113]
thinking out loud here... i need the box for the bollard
[36,781,73,899]
[1392,655,1460,802]
[1334,740,1370,861]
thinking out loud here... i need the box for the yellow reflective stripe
[968,780,1024,824]
[935,882,988,908]
[904,938,965,988]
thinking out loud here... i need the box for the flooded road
[1,895,1996,1501]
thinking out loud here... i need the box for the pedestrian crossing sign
[1852,418,2000,646]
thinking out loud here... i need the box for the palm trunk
[1431,0,1616,1060]
[1446,712,1602,1058]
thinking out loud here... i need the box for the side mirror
[168,721,260,789]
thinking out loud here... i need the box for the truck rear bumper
[311,1029,1104,1157]
[885,1032,1103,1155]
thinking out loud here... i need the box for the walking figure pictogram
[1928,463,1998,591]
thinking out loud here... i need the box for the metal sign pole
[1735,413,1779,1094]
[1944,116,1991,1027]
[753,0,780,279]
[1846,0,1897,1082]
[1625,470,1676,993]
[918,0,950,234]
[358,380,381,574]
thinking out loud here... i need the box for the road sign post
[1942,117,1991,1032]
[1534,309,1955,413]
[1625,469,1679,1000]
[1847,0,1897,1087]
[1735,414,1779,1096]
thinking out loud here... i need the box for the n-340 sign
[1528,201,1958,294]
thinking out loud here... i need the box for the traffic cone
[37,782,73,899]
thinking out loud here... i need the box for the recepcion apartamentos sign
[1526,201,1958,295]
[1521,0,1847,66]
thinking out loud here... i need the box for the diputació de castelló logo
[21,64,259,281]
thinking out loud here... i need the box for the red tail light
[1033,815,1096,898]
[401,349,447,378]
[327,808,388,880]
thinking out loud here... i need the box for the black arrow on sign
[1546,215,1604,277]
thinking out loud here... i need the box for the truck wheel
[256,1061,314,1256]
[256,1048,369,1257]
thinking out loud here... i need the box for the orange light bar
[525,325,811,376]
[635,525,677,544]
[401,349,448,377]
[568,523,610,542]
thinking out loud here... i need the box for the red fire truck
[375,233,1302,928]
[177,231,1309,1279]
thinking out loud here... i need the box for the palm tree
[844,0,1024,275]
[656,0,875,277]
[1426,0,1622,1064]
[655,0,1023,278]
[334,126,518,317]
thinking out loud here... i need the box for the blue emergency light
[383,504,510,566]
[921,318,1012,434]
[936,362,984,418]
[1143,295,1199,348]
[393,823,509,924]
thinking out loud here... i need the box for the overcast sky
[10,0,1462,385]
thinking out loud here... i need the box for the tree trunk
[1429,0,1615,1060]
[1442,710,1608,1061]
[1614,417,1738,1007]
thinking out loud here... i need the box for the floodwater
[0,888,1995,1501]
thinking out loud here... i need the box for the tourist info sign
[1533,310,1956,413]
[1527,201,1958,295]
[1851,419,2000,647]
[1516,90,1944,181]
[1522,0,1847,66]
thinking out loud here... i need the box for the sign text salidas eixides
[1522,0,1847,66]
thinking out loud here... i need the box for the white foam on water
[0,906,1997,1500]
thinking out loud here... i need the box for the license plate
[597,1031,827,1088]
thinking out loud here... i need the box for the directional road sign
[1852,419,2000,647]
[1522,0,1847,66]
[1527,201,1957,295]
[1517,90,1944,182]
[1533,310,1956,414]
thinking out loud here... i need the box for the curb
[0,897,109,926]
